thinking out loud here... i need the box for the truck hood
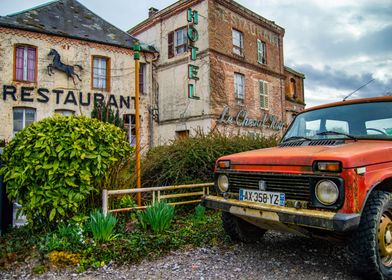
[219,141,392,168]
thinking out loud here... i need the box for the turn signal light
[315,161,342,172]
[218,160,230,169]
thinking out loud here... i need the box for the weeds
[137,202,175,233]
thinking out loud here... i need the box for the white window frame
[232,29,243,56]
[55,109,75,116]
[175,27,188,55]
[13,107,36,135]
[92,56,109,90]
[234,73,245,100]
[257,39,266,64]
[259,80,269,109]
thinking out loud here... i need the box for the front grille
[228,172,311,201]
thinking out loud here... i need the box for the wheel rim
[378,210,392,267]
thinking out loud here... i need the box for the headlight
[315,180,339,205]
[217,174,229,193]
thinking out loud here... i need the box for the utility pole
[133,42,142,207]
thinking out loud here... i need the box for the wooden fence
[102,183,213,215]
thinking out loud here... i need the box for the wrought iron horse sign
[47,49,83,84]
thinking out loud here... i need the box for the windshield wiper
[282,136,311,143]
[316,131,357,141]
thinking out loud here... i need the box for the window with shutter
[175,27,188,54]
[259,80,268,109]
[168,31,174,58]
[257,39,266,64]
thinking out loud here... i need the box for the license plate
[239,189,285,206]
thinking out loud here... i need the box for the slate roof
[0,0,156,52]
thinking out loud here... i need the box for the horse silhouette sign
[47,49,83,84]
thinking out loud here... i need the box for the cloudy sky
[1,0,391,107]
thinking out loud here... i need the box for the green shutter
[259,80,268,109]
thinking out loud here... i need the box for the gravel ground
[0,231,361,280]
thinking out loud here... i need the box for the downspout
[148,52,160,148]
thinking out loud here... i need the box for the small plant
[39,223,85,253]
[137,201,175,233]
[48,251,81,268]
[115,195,137,209]
[86,210,117,243]
[193,204,206,223]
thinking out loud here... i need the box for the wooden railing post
[102,189,108,216]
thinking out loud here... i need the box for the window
[290,78,297,99]
[14,45,37,82]
[139,63,146,94]
[168,27,188,58]
[259,80,268,109]
[176,130,189,140]
[257,39,266,64]
[366,118,392,135]
[92,56,110,91]
[55,109,75,116]
[234,73,245,100]
[232,29,243,56]
[124,114,136,146]
[13,107,36,134]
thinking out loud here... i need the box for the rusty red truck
[203,96,392,279]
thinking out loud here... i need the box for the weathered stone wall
[0,27,153,148]
[208,0,286,137]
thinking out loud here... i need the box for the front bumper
[202,195,360,232]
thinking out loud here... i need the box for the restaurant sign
[2,85,132,109]
[218,106,285,131]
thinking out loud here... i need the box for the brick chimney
[149,7,159,18]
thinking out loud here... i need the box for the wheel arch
[361,177,392,213]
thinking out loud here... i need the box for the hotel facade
[130,0,305,146]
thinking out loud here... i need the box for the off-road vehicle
[203,96,392,279]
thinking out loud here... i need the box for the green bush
[86,210,117,243]
[137,202,175,233]
[0,115,133,226]
[139,133,277,187]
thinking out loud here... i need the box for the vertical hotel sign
[187,8,200,100]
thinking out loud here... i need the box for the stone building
[0,0,156,148]
[129,0,305,145]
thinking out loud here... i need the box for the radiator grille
[228,173,311,201]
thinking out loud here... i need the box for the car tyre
[347,190,392,280]
[221,211,266,243]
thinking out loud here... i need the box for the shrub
[139,133,277,187]
[0,115,133,226]
[86,210,117,243]
[137,202,175,233]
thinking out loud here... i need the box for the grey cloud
[296,64,392,99]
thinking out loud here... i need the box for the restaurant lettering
[1,85,131,109]
[218,106,285,131]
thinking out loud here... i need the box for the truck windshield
[282,101,392,141]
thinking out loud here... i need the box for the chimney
[149,7,159,18]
